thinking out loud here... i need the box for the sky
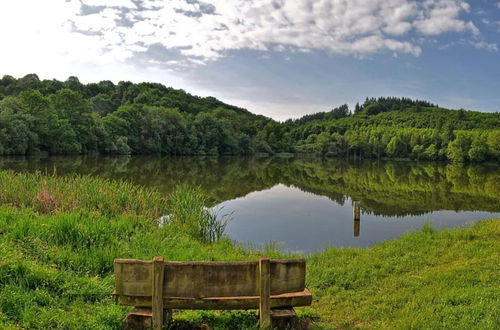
[0,0,499,120]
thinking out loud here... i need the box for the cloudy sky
[0,0,499,120]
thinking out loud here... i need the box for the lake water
[1,156,499,253]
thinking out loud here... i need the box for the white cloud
[473,41,498,52]
[413,0,479,35]
[0,0,186,88]
[0,0,491,74]
[82,0,137,8]
[65,0,484,65]
[439,38,498,52]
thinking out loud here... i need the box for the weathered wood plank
[270,260,305,295]
[114,259,153,297]
[271,308,296,318]
[123,307,152,330]
[114,288,313,310]
[163,262,258,298]
[259,257,271,328]
[114,258,305,298]
[271,308,297,330]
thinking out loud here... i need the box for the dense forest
[0,74,499,162]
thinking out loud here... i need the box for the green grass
[306,222,500,329]
[0,170,498,329]
[0,170,168,218]
[168,184,231,243]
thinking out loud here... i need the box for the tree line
[0,74,272,155]
[0,74,498,162]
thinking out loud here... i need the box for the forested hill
[0,74,499,162]
[0,74,272,155]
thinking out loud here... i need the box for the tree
[1,73,498,161]
[411,144,424,160]
[446,133,471,163]
[386,136,405,158]
[486,130,500,159]
[468,135,487,162]
[354,102,361,114]
[91,93,116,116]
[423,144,438,160]
[50,89,97,152]
[316,132,333,155]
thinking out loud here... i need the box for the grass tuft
[168,184,231,243]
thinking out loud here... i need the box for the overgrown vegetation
[0,171,498,329]
[0,170,168,218]
[167,184,231,243]
[0,74,498,162]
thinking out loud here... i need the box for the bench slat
[114,288,312,310]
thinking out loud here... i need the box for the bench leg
[259,257,271,328]
[164,309,172,326]
[122,308,172,330]
[271,308,299,330]
[123,307,153,330]
[152,257,165,330]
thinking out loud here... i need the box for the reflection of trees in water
[0,156,498,216]
[281,159,500,216]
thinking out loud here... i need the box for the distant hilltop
[0,74,499,162]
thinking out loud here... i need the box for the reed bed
[168,184,231,243]
[0,170,168,218]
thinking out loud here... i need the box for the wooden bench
[113,257,312,329]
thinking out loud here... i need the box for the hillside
[0,74,272,156]
[0,74,499,162]
[281,99,499,162]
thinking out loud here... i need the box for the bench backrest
[114,258,306,300]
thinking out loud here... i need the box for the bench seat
[114,288,312,310]
[114,257,312,328]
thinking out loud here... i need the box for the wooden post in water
[353,201,360,237]
[152,256,165,330]
[259,257,271,328]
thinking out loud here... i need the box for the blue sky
[0,0,499,120]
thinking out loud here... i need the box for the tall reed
[0,170,168,218]
[167,185,231,243]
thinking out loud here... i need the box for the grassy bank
[0,171,498,329]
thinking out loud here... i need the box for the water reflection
[220,184,499,252]
[0,156,499,252]
[353,201,361,237]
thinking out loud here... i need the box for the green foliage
[0,170,168,218]
[0,74,271,156]
[0,172,283,329]
[423,144,438,160]
[286,103,351,125]
[386,135,406,158]
[168,185,230,243]
[291,118,499,162]
[0,74,498,161]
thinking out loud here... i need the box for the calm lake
[1,156,499,253]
